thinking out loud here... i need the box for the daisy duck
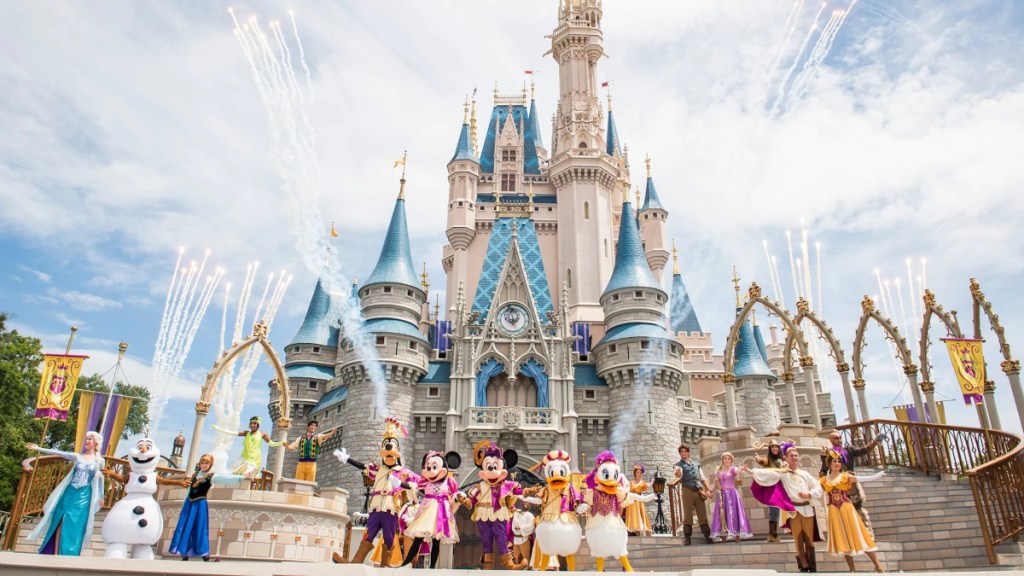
[582,451,655,572]
[332,417,411,566]
[527,449,588,571]
[459,441,532,570]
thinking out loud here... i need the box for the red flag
[601,81,609,88]
[524,70,534,75]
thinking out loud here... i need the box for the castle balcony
[463,405,559,455]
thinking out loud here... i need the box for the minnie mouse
[398,450,462,568]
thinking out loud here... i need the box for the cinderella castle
[269,0,834,491]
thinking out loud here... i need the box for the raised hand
[334,448,350,463]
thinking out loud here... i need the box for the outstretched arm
[333,448,367,470]
[25,443,78,462]
[212,425,244,437]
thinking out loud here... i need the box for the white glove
[635,493,656,503]
[389,475,403,489]
[456,491,469,501]
[334,448,349,463]
[520,496,542,506]
[575,503,590,514]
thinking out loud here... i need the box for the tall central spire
[550,0,605,152]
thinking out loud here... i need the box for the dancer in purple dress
[710,452,752,542]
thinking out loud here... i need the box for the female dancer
[820,452,885,573]
[212,416,282,479]
[26,431,105,556]
[755,440,785,542]
[623,464,652,536]
[168,453,215,561]
[710,452,752,542]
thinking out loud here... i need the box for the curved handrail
[837,418,1023,564]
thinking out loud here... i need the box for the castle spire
[640,155,665,212]
[290,268,339,347]
[672,239,679,275]
[604,199,661,295]
[365,174,420,290]
[732,266,741,308]
[605,93,621,157]
[397,150,408,199]
[450,101,477,163]
[669,243,703,335]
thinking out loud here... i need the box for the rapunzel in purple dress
[710,464,753,541]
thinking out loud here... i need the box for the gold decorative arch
[186,320,292,484]
[917,289,964,422]
[852,295,919,422]
[721,282,816,429]
[969,278,1023,431]
[781,297,854,424]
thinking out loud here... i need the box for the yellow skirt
[624,502,651,535]
[826,502,877,556]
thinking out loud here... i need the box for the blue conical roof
[734,315,775,379]
[528,98,545,153]
[604,201,662,295]
[670,272,703,334]
[364,198,421,290]
[641,175,665,212]
[606,109,621,157]
[290,277,339,347]
[450,122,476,163]
[753,323,769,363]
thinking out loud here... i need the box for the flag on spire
[330,223,339,238]
[393,157,406,168]
[601,81,609,88]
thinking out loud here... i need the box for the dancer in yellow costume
[820,451,885,573]
[213,416,282,479]
[623,464,652,536]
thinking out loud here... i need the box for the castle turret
[730,273,780,436]
[331,170,428,492]
[593,200,684,477]
[528,84,548,161]
[638,157,669,285]
[669,243,703,335]
[446,102,479,280]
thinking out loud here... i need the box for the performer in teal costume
[26,431,106,556]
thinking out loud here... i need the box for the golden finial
[528,180,535,209]
[353,274,358,285]
[607,92,613,113]
[732,266,741,307]
[672,240,679,275]
[470,90,479,156]
[530,77,536,100]
[645,154,651,178]
[493,81,499,100]
[434,294,440,319]
[634,186,641,206]
[861,295,876,314]
[397,150,408,199]
[522,80,528,99]
[420,262,430,293]
[463,95,469,124]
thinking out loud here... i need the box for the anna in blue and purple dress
[26,432,106,556]
[169,453,215,561]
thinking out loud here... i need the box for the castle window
[480,205,485,210]
[640,340,651,350]
[501,174,516,192]
[609,344,618,353]
[635,290,643,298]
[579,141,587,148]
[457,201,464,207]
[308,381,318,390]
[428,387,440,398]
[383,286,392,294]
[644,214,648,220]
[548,207,553,212]
[407,289,415,297]
[312,346,320,353]
[409,341,417,350]
[584,389,596,400]
[584,201,590,220]
[567,269,572,288]
[376,336,386,346]
[604,239,608,257]
[611,294,619,301]
[501,150,517,162]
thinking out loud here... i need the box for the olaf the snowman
[102,437,165,559]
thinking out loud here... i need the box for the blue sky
[2,0,1023,460]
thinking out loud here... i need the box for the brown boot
[683,524,693,545]
[379,544,395,568]
[767,521,779,542]
[500,552,527,570]
[700,523,714,544]
[482,553,495,569]
[334,539,374,564]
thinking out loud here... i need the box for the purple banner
[433,320,452,351]
[100,394,123,455]
[572,322,591,355]
[87,392,108,435]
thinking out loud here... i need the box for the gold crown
[383,417,408,441]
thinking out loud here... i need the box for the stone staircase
[568,467,1024,572]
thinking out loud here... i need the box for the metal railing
[2,454,275,551]
[837,419,1024,564]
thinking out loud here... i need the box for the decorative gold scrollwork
[852,378,866,390]
[919,381,935,393]
[861,295,875,314]
[1001,359,1021,374]
[195,401,210,414]
[903,364,918,376]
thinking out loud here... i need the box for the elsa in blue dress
[26,431,105,556]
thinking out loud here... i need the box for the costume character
[168,453,216,561]
[212,416,283,480]
[25,432,106,556]
[460,441,531,569]
[672,444,714,545]
[820,431,887,533]
[623,463,652,536]
[331,416,411,566]
[746,445,823,573]
[283,419,337,482]
[709,452,752,542]
[397,450,461,567]
[755,439,786,542]
[510,510,535,567]
[102,438,181,559]
[528,450,588,571]
[821,451,885,573]
[582,451,655,572]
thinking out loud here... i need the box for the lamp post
[652,468,669,535]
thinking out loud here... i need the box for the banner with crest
[941,338,986,405]
[34,354,89,420]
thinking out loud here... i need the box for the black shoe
[182,557,189,561]
[202,556,210,562]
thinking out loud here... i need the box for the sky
[1,0,1023,460]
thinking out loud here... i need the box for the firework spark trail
[289,11,314,101]
[763,240,782,303]
[219,284,231,355]
[160,263,196,374]
[154,249,184,363]
[771,256,786,309]
[764,0,805,82]
[169,254,210,363]
[894,279,911,345]
[905,258,920,334]
[785,230,801,300]
[800,224,814,309]
[789,9,842,104]
[771,0,828,114]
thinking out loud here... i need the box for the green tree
[0,313,44,511]
[45,373,152,453]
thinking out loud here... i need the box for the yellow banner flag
[35,354,89,421]
[941,338,985,405]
